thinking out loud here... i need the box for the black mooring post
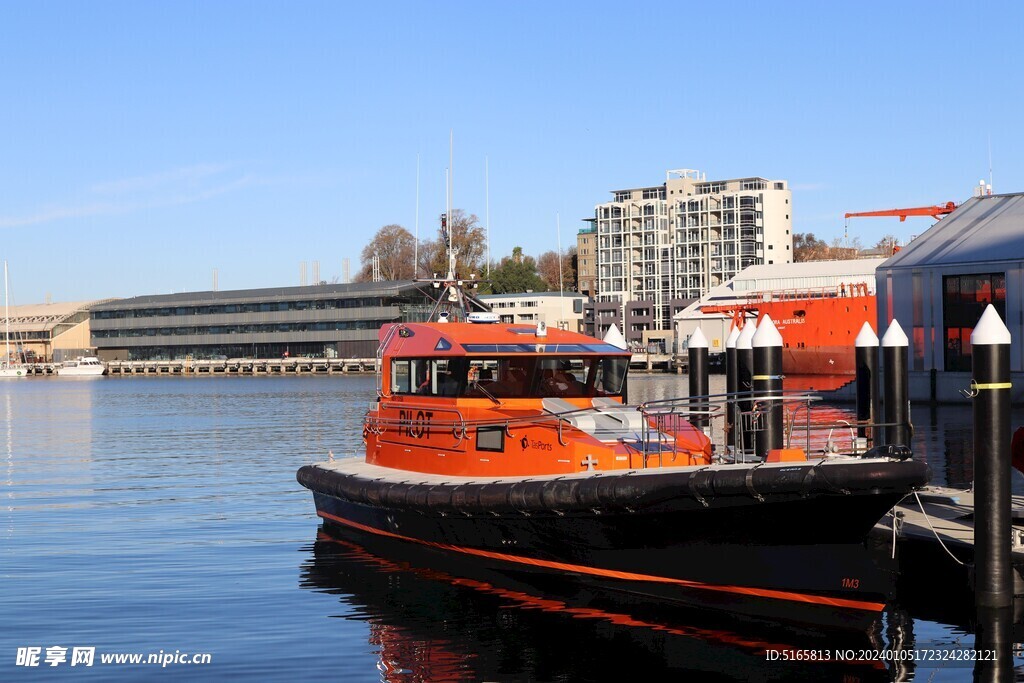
[974,605,1013,682]
[881,320,910,447]
[725,326,740,451]
[753,315,784,457]
[855,322,879,448]
[972,304,1012,610]
[736,320,756,457]
[688,328,709,429]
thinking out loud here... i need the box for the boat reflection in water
[302,529,901,682]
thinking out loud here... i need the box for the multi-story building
[89,281,433,361]
[590,169,792,345]
[478,292,586,333]
[576,225,597,297]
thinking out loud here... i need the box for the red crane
[844,201,957,222]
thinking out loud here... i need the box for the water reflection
[907,403,1024,492]
[302,530,898,682]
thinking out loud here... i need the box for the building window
[943,273,1006,371]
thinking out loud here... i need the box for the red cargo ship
[704,283,876,375]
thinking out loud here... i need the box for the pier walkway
[106,358,378,376]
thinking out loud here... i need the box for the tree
[874,234,902,255]
[488,246,548,294]
[537,247,577,291]
[827,236,863,261]
[422,209,487,277]
[793,233,863,262]
[793,233,830,262]
[355,224,416,281]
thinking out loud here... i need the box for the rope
[912,490,966,566]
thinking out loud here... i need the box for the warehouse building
[90,281,434,361]
[875,193,1024,401]
[3,300,111,362]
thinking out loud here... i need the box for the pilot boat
[298,268,929,626]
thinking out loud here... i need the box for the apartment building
[576,225,597,296]
[589,169,792,344]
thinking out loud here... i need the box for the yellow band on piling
[971,380,1013,391]
[752,375,784,381]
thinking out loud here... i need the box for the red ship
[703,283,876,375]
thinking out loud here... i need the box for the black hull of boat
[303,533,896,681]
[297,459,929,626]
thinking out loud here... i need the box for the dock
[105,358,378,375]
[874,486,1024,602]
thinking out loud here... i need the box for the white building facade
[592,169,793,345]
[479,292,586,333]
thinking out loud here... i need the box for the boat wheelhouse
[367,321,711,477]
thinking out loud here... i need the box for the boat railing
[365,391,896,467]
[371,402,470,447]
[638,391,891,462]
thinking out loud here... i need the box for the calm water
[1,374,1022,681]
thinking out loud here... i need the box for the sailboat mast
[4,261,10,366]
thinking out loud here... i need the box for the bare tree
[355,224,416,281]
[424,209,487,276]
[793,233,830,262]
[874,234,902,255]
[536,248,578,291]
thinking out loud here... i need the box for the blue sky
[1,1,1021,303]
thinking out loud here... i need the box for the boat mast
[4,261,9,368]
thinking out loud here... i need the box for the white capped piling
[855,322,880,448]
[688,328,709,428]
[603,324,629,403]
[736,319,757,455]
[752,315,784,457]
[971,304,1012,609]
[881,320,910,447]
[725,325,740,450]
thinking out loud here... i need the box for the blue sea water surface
[1,374,1020,681]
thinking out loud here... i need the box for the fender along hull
[298,458,929,628]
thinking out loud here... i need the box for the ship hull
[759,293,876,376]
[298,458,928,627]
[782,345,857,375]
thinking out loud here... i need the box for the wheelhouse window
[389,356,629,399]
[943,273,1006,371]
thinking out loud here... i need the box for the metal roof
[91,280,423,311]
[731,258,887,285]
[673,258,885,320]
[882,194,1024,270]
[1,299,114,333]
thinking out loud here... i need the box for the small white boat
[0,365,26,378]
[58,356,106,377]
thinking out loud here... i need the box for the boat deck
[310,454,907,486]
